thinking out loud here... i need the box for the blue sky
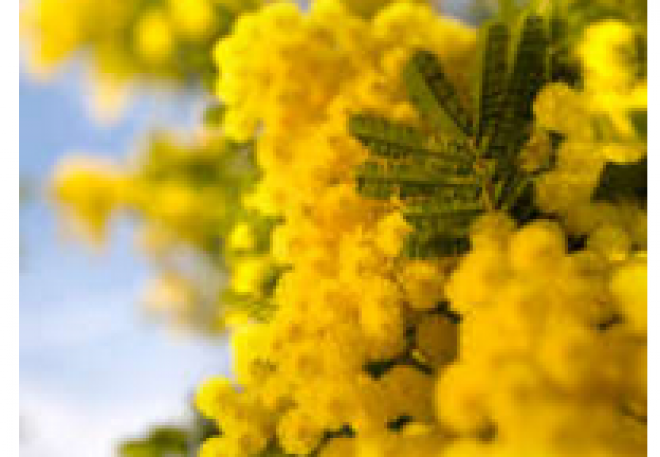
[20,66,231,456]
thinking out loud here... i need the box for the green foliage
[593,156,647,205]
[118,407,219,457]
[119,426,189,457]
[476,22,509,140]
[134,133,259,255]
[203,102,227,129]
[349,13,550,258]
[403,50,474,136]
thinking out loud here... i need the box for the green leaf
[348,13,554,260]
[506,14,549,144]
[404,231,471,258]
[629,109,647,139]
[203,102,226,128]
[349,114,436,159]
[477,22,510,142]
[356,159,480,199]
[403,50,473,137]
[485,14,548,162]
[404,208,482,232]
[593,156,647,204]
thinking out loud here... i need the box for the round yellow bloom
[400,260,447,310]
[508,220,566,273]
[231,257,270,296]
[319,437,356,457]
[277,409,325,456]
[134,9,174,64]
[227,222,256,252]
[610,257,647,335]
[436,363,489,435]
[168,0,215,40]
[195,376,235,419]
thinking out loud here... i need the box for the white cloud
[21,383,188,457]
[20,288,229,457]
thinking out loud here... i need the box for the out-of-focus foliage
[20,0,262,118]
[533,17,647,235]
[52,127,280,331]
[20,0,265,82]
[118,410,219,457]
[119,426,189,457]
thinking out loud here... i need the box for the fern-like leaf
[403,50,474,137]
[483,14,549,206]
[477,22,510,142]
[349,13,552,258]
[404,231,471,258]
[349,114,431,159]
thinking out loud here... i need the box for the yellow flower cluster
[197,1,476,455]
[195,2,647,457]
[533,19,647,236]
[39,0,647,454]
[439,213,646,456]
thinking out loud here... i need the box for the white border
[647,0,657,455]
[4,0,20,455]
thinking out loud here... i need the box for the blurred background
[19,64,231,456]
